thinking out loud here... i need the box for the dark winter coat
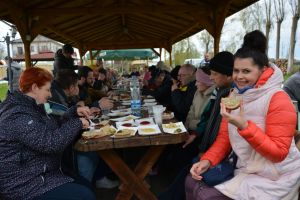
[171,80,197,122]
[0,91,82,200]
[53,49,76,76]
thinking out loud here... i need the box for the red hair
[19,67,53,93]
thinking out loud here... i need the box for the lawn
[0,83,8,101]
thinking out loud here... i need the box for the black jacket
[0,91,82,200]
[171,80,197,122]
[53,49,76,76]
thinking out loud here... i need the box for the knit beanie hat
[209,51,234,76]
[196,68,214,87]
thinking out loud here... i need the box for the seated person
[186,30,300,200]
[185,68,215,131]
[171,64,197,122]
[142,69,172,108]
[283,68,300,111]
[93,68,111,93]
[77,66,113,109]
[49,69,81,116]
[0,67,96,200]
[129,66,140,77]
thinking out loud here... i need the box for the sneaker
[95,176,119,189]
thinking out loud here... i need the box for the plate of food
[92,120,110,129]
[135,118,155,126]
[112,126,138,138]
[115,120,136,129]
[110,115,140,122]
[162,111,174,120]
[138,124,161,136]
[82,125,117,139]
[162,122,187,134]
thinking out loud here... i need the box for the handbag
[201,151,237,186]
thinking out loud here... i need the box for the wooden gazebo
[0,0,258,68]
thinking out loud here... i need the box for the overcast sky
[0,0,299,60]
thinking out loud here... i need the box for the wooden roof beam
[29,5,211,16]
[212,0,233,53]
[85,40,169,50]
[170,23,200,43]
[46,25,78,44]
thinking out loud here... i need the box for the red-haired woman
[0,68,96,200]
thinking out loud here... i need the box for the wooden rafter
[29,5,211,16]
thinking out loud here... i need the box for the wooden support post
[214,35,220,54]
[169,51,172,67]
[89,50,93,66]
[24,40,31,68]
[159,48,162,61]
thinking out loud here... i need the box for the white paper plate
[162,122,187,134]
[138,124,161,136]
[143,102,157,106]
[111,126,138,138]
[121,102,131,106]
[107,111,131,117]
[111,108,131,113]
[144,99,156,103]
[135,117,155,126]
[109,115,140,122]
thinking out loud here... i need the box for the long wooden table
[75,129,187,200]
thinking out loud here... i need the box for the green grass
[0,83,8,101]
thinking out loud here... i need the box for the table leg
[97,149,158,200]
[116,145,165,200]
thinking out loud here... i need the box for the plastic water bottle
[130,76,141,117]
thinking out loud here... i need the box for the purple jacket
[0,91,82,200]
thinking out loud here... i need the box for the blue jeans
[77,152,99,182]
[35,177,96,200]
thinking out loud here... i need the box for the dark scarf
[199,87,231,152]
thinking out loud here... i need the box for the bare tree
[287,0,300,73]
[196,30,213,54]
[0,44,5,59]
[239,2,264,32]
[264,0,272,55]
[273,0,285,59]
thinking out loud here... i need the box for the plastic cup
[153,111,163,126]
[147,105,154,116]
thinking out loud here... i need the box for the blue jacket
[0,91,82,200]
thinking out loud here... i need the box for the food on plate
[122,123,132,127]
[163,122,179,129]
[221,97,241,110]
[94,124,103,129]
[82,125,115,139]
[140,128,156,133]
[140,121,151,125]
[125,116,135,121]
[120,94,131,100]
[162,112,174,119]
[173,128,182,134]
[114,129,135,138]
[94,120,110,129]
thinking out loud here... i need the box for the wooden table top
[75,132,188,152]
